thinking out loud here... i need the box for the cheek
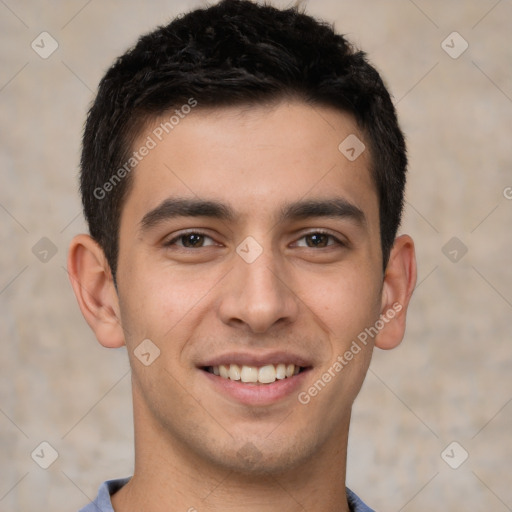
[302,274,380,418]
[117,261,219,349]
[298,264,382,338]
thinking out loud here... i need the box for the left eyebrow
[278,198,366,227]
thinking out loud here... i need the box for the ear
[374,234,417,350]
[67,234,125,348]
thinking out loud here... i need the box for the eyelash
[293,229,346,248]
[164,229,346,249]
[164,230,219,248]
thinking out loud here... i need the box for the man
[68,0,416,510]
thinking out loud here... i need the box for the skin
[68,100,416,512]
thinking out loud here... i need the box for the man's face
[115,100,384,473]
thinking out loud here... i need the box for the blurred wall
[1,1,511,511]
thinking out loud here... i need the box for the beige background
[1,1,511,511]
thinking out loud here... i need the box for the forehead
[120,100,377,228]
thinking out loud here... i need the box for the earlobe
[374,234,417,350]
[67,234,125,348]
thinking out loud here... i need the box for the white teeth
[258,365,277,384]
[209,363,303,384]
[228,364,241,380]
[219,364,229,379]
[240,366,258,383]
[275,363,287,379]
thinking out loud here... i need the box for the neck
[112,387,352,512]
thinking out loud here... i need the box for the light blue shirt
[78,477,376,511]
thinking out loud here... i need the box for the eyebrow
[140,198,235,232]
[279,198,366,226]
[139,196,366,232]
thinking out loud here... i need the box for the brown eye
[305,233,330,248]
[181,233,206,247]
[165,231,217,248]
[294,232,343,248]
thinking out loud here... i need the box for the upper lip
[198,350,313,369]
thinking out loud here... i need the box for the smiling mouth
[203,363,307,384]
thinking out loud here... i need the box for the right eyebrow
[139,197,235,233]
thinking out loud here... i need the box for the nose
[218,245,300,334]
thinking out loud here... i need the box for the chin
[202,433,319,477]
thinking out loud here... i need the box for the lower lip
[201,369,310,406]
